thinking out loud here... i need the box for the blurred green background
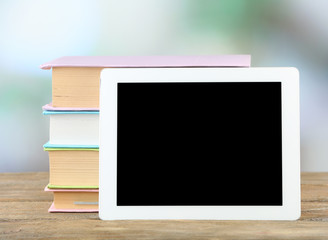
[0,0,327,172]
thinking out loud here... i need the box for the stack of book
[41,63,101,212]
[41,56,251,212]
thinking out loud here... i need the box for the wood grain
[0,172,328,239]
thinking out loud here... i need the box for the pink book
[45,187,98,213]
[44,187,99,192]
[41,55,251,109]
[42,102,98,111]
[40,55,251,69]
[48,202,98,213]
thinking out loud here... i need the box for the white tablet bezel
[99,67,300,220]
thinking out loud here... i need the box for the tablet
[99,67,300,220]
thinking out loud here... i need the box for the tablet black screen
[117,82,282,206]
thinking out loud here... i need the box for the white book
[44,111,99,145]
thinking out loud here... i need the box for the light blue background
[0,0,327,172]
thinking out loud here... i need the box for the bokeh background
[0,0,327,172]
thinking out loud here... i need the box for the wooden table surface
[1,172,328,239]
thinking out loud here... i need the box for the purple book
[40,55,251,70]
[42,103,98,111]
[41,55,251,110]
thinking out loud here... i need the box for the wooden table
[1,172,328,239]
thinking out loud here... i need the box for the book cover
[40,55,251,69]
[43,103,99,111]
[43,142,99,149]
